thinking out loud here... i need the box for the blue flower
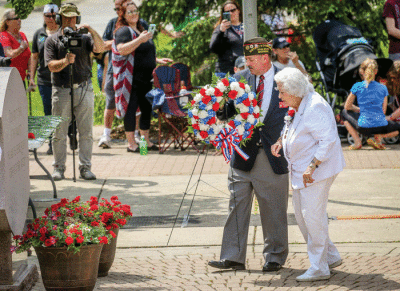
[229,77,236,83]
[248,107,253,114]
[198,102,207,110]
[207,128,214,135]
[193,129,199,135]
[188,111,193,118]
[211,96,217,103]
[244,122,252,130]
[234,120,241,127]
[208,110,215,117]
[201,117,211,124]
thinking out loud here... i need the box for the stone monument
[0,67,38,290]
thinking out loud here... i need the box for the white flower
[247,115,255,124]
[236,103,247,113]
[209,134,217,141]
[212,124,223,133]
[206,103,213,110]
[284,116,292,121]
[191,118,197,125]
[236,125,245,135]
[216,82,227,92]
[194,94,202,102]
[253,107,260,114]
[206,87,214,96]
[198,110,208,119]
[216,96,224,103]
[237,88,245,97]
[199,124,209,131]
[196,133,203,140]
[235,114,244,122]
[245,84,251,93]
[230,82,240,91]
[192,108,199,116]
[248,92,255,100]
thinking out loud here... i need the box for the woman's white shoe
[296,272,331,282]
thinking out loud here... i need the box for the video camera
[0,57,11,67]
[59,26,89,51]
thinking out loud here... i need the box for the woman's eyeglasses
[44,14,56,19]
[8,17,20,21]
[113,8,120,11]
[224,8,237,13]
[126,10,139,15]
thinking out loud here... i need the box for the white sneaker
[296,272,331,282]
[134,132,140,144]
[98,134,111,148]
[329,259,342,269]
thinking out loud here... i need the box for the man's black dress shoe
[262,262,282,272]
[208,260,245,270]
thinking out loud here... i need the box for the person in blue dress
[344,58,400,149]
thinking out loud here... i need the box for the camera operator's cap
[272,37,290,49]
[59,3,81,17]
[43,3,59,14]
[235,56,246,68]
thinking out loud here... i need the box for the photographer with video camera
[0,42,11,67]
[44,3,105,181]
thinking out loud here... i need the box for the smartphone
[148,24,156,34]
[222,12,231,22]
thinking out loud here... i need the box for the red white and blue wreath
[187,76,262,162]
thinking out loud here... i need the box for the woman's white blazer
[282,91,346,189]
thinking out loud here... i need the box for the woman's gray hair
[274,67,314,98]
[0,9,15,32]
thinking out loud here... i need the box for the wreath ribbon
[211,127,249,163]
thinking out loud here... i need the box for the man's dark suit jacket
[218,67,289,174]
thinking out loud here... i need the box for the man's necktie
[256,75,265,107]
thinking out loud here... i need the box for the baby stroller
[313,19,395,144]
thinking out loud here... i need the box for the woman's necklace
[8,30,21,42]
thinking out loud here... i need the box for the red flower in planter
[28,133,35,139]
[65,237,74,246]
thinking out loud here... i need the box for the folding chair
[152,65,202,153]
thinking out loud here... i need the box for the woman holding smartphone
[113,1,172,152]
[210,0,244,76]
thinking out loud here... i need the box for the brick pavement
[26,244,400,290]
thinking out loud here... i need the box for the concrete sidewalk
[17,127,400,290]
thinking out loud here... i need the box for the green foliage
[6,0,35,19]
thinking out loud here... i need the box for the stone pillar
[242,0,258,41]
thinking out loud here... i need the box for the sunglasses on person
[8,17,20,20]
[44,14,56,19]
[224,8,237,13]
[126,10,139,15]
[113,7,120,11]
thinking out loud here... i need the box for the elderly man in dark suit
[208,37,289,272]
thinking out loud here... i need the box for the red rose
[191,100,196,106]
[253,113,260,119]
[110,196,118,202]
[240,113,249,120]
[113,207,121,213]
[116,219,127,226]
[221,78,229,87]
[72,196,81,203]
[228,90,238,100]
[193,115,199,120]
[248,130,254,138]
[242,98,251,107]
[106,225,112,230]
[212,103,220,111]
[207,117,216,125]
[252,99,257,107]
[200,131,209,139]
[101,212,114,224]
[109,231,117,238]
[288,109,296,117]
[228,120,236,128]
[90,205,99,211]
[76,236,84,244]
[28,133,35,139]
[91,221,100,227]
[199,88,207,96]
[239,82,245,89]
[192,123,200,130]
[202,95,212,105]
[214,88,223,97]
[89,196,98,206]
[99,236,108,244]
[65,237,74,246]
[45,236,57,247]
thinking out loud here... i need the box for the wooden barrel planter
[34,244,103,291]
[98,228,119,277]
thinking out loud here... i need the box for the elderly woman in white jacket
[271,68,345,282]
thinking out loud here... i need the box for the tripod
[67,52,78,182]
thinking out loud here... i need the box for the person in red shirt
[383,0,400,61]
[0,9,31,82]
